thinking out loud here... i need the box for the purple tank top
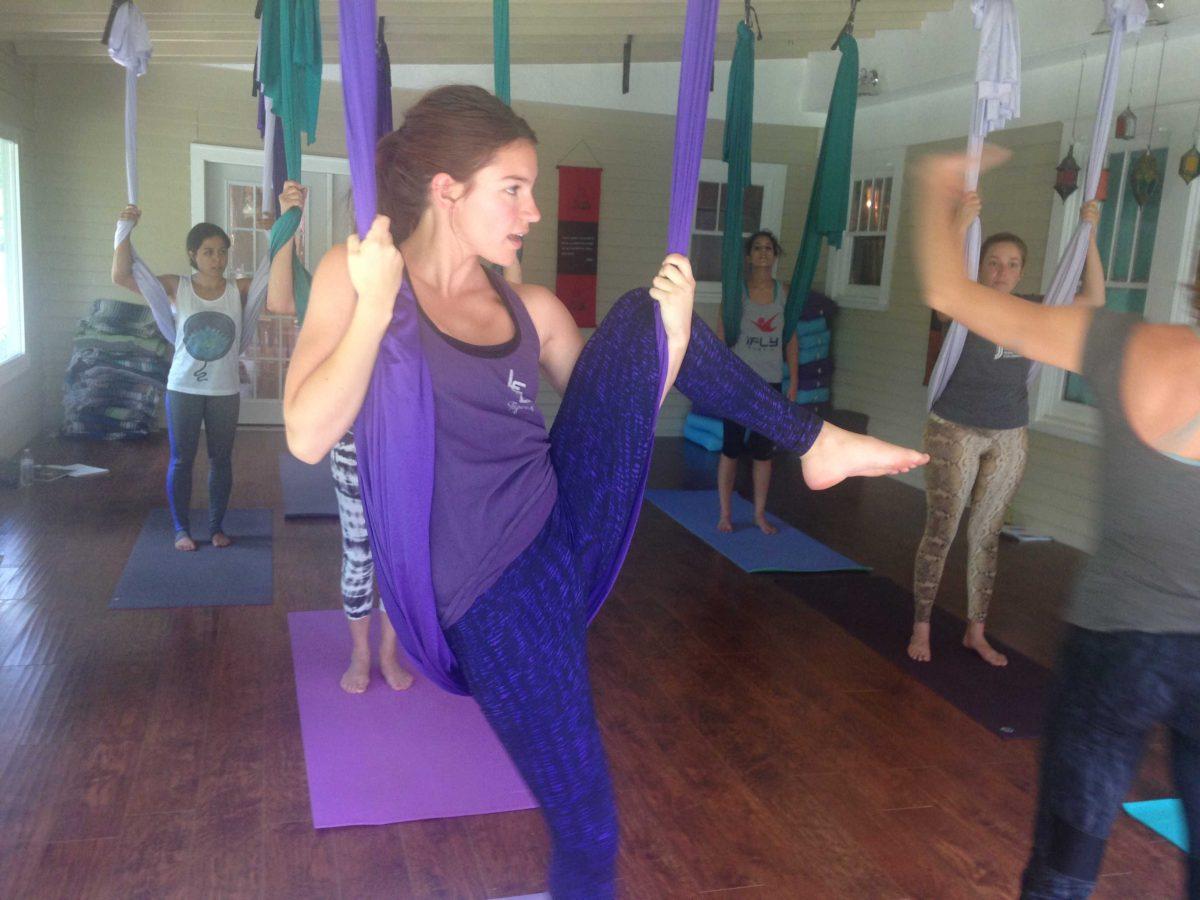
[417,267,558,628]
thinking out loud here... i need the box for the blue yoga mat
[645,489,868,573]
[279,452,339,518]
[110,508,273,609]
[1124,799,1189,851]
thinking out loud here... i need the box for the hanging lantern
[1132,149,1161,206]
[1054,145,1081,200]
[1180,145,1200,185]
[1116,105,1138,140]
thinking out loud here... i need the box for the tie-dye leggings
[330,436,374,619]
[445,293,824,899]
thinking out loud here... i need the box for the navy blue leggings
[445,293,822,898]
[1021,626,1200,899]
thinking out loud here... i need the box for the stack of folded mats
[61,299,172,441]
[685,291,835,451]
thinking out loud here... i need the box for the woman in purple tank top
[283,86,926,898]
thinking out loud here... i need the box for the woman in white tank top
[112,182,303,550]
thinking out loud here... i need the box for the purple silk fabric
[342,0,706,694]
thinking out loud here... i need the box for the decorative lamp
[1115,105,1138,140]
[1180,145,1200,185]
[1132,149,1161,206]
[1054,145,1081,200]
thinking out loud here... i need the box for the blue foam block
[645,489,868,573]
[1123,799,1189,852]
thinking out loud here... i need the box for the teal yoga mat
[645,489,868,573]
[1124,798,1189,851]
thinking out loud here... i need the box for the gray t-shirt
[733,281,785,383]
[932,294,1041,430]
[1065,308,1200,634]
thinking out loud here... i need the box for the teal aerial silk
[493,0,511,104]
[719,21,756,346]
[258,0,322,322]
[783,32,858,343]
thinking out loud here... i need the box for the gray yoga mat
[110,508,273,609]
[279,452,339,519]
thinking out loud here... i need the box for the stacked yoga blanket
[685,291,835,452]
[61,299,172,441]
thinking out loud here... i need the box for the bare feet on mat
[380,652,415,691]
[801,423,929,491]
[340,647,371,694]
[907,622,932,662]
[964,623,1008,667]
[211,531,232,548]
[378,610,414,691]
[717,516,734,533]
[755,515,779,536]
[174,533,196,552]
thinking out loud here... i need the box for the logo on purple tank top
[507,369,535,415]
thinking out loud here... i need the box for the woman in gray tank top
[714,230,800,535]
[915,148,1200,899]
[909,195,1105,668]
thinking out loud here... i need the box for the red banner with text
[555,166,602,327]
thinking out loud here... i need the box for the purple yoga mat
[777,574,1049,739]
[287,610,537,828]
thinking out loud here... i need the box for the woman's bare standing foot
[211,531,232,548]
[717,516,734,533]
[341,614,372,693]
[908,621,932,662]
[963,622,1008,666]
[378,611,414,691]
[174,532,196,552]
[754,515,779,535]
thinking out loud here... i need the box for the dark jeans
[1022,625,1200,898]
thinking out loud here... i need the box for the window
[846,175,893,287]
[690,159,787,304]
[826,154,904,310]
[0,136,24,371]
[1063,147,1166,406]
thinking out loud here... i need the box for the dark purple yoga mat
[287,610,537,828]
[777,574,1049,739]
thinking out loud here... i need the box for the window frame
[0,128,28,387]
[825,150,905,311]
[1032,135,1196,446]
[692,158,787,306]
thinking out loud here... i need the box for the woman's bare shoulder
[1123,322,1200,447]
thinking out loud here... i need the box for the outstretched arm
[1074,200,1106,308]
[266,181,306,315]
[914,151,1093,375]
[283,216,404,462]
[111,205,178,299]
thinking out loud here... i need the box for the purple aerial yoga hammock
[927,0,1148,408]
[339,0,715,694]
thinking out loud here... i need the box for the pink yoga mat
[288,610,537,828]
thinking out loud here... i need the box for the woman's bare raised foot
[801,423,928,491]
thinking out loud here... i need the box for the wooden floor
[0,430,1186,898]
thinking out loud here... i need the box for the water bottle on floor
[18,448,33,488]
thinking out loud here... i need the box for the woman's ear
[429,172,464,210]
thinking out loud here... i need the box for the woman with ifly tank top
[715,230,800,535]
[283,85,928,899]
[915,148,1200,899]
[112,182,303,550]
[908,193,1105,667]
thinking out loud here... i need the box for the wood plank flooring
[0,430,1185,898]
